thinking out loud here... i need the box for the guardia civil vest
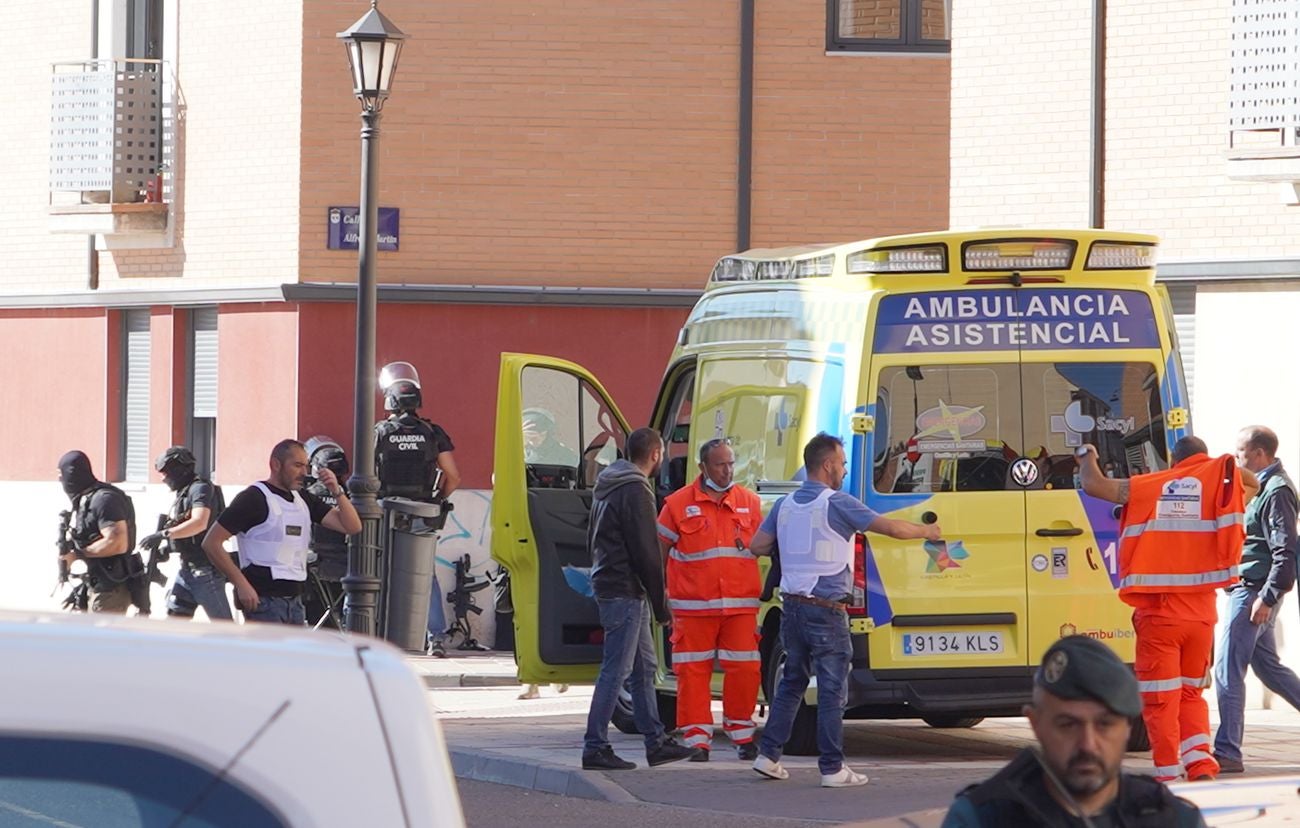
[775,488,852,597]
[659,479,762,616]
[1117,453,1244,604]
[237,483,312,582]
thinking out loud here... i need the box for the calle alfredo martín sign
[873,289,1160,352]
[327,206,399,251]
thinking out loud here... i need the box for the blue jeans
[583,597,667,754]
[167,564,233,620]
[758,600,852,775]
[244,595,307,625]
[1213,585,1300,761]
[426,570,447,643]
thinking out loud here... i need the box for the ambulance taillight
[849,533,867,616]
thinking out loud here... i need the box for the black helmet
[379,361,423,413]
[155,446,197,473]
[155,446,198,492]
[304,435,350,479]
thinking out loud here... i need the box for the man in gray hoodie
[582,427,698,770]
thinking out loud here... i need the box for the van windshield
[874,362,1167,494]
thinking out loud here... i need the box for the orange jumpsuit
[1120,453,1245,782]
[657,480,762,752]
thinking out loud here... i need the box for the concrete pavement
[420,651,1300,827]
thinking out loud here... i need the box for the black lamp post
[337,1,406,636]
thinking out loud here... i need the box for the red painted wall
[0,309,112,480]
[216,304,302,484]
[295,302,689,488]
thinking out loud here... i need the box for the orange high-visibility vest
[1118,453,1245,605]
[657,479,762,616]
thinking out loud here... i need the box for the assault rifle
[445,554,495,651]
[55,510,73,589]
[142,514,175,588]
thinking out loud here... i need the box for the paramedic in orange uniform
[1075,437,1254,782]
[657,438,763,762]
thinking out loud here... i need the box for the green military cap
[1035,635,1142,718]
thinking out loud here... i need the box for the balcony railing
[1230,0,1300,149]
[50,59,166,204]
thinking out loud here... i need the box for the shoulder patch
[684,505,702,517]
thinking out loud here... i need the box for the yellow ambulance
[491,228,1188,753]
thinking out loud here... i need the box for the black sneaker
[646,738,698,767]
[689,749,710,762]
[1216,755,1245,774]
[582,747,636,771]
[736,742,759,761]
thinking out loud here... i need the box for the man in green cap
[941,635,1206,827]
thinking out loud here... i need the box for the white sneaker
[821,767,869,788]
[752,754,789,780]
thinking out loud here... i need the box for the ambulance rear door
[491,353,630,685]
[863,344,1029,670]
[1019,288,1174,664]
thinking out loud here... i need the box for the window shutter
[191,307,218,418]
[124,310,151,481]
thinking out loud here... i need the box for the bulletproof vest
[74,483,137,587]
[172,478,225,567]
[375,414,439,500]
[306,480,349,556]
[959,749,1183,828]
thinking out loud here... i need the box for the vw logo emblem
[1011,458,1039,487]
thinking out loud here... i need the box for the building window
[188,307,218,479]
[828,0,951,53]
[122,309,151,482]
[124,0,163,60]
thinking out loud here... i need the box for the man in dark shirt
[581,427,696,771]
[1213,425,1300,772]
[141,446,232,621]
[202,439,361,624]
[57,450,136,614]
[943,635,1206,827]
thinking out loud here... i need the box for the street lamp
[338,1,406,636]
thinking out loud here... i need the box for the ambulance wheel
[921,715,984,729]
[1126,714,1150,752]
[611,688,679,734]
[762,633,820,756]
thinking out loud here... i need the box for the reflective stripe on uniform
[1120,568,1236,589]
[681,724,713,748]
[657,523,680,543]
[669,597,761,612]
[1180,734,1211,753]
[673,649,718,664]
[1154,763,1183,778]
[723,718,756,741]
[669,546,754,563]
[1122,513,1245,537]
[1181,674,1208,688]
[1138,677,1182,693]
[717,648,761,662]
[1182,749,1214,766]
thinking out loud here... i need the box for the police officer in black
[374,361,460,655]
[57,450,138,614]
[140,446,232,621]
[302,436,351,628]
[942,635,1207,828]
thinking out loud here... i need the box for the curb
[449,747,637,803]
[420,674,521,689]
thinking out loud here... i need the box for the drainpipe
[737,0,755,252]
[1089,0,1106,229]
[87,0,100,289]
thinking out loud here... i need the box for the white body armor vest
[237,483,312,582]
[776,488,853,597]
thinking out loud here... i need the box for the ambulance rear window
[873,361,1168,494]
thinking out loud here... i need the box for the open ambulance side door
[491,353,631,685]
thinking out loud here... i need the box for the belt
[781,592,848,612]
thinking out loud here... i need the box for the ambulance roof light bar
[710,254,834,283]
[962,240,1075,271]
[1084,241,1157,270]
[846,244,946,274]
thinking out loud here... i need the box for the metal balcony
[48,59,170,237]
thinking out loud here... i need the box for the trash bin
[379,497,444,654]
